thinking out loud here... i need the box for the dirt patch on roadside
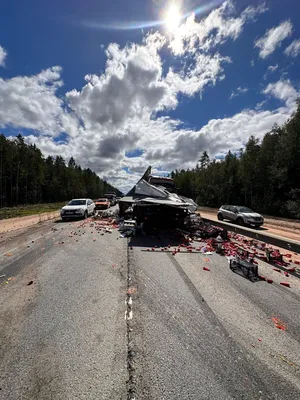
[0,211,60,235]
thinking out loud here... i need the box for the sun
[165,5,181,32]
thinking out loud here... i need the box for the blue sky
[1,0,300,191]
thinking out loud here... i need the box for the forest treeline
[172,100,300,219]
[0,134,120,207]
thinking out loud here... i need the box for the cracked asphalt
[1,216,300,399]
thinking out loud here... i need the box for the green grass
[0,202,66,220]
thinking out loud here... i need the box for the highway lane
[128,234,300,399]
[0,218,127,400]
[1,218,300,399]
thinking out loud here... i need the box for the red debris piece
[172,252,176,256]
[127,287,137,295]
[288,267,296,272]
[147,249,150,252]
[258,275,266,281]
[272,317,286,331]
[284,271,289,277]
[284,254,292,258]
[273,268,281,273]
[203,266,210,271]
[152,248,155,251]
[295,261,300,265]
[258,338,262,342]
[267,279,273,284]
[280,282,290,288]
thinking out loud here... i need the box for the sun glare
[165,5,181,32]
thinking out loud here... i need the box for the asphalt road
[1,215,300,399]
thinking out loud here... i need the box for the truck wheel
[237,217,244,226]
[217,213,224,221]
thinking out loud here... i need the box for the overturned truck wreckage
[119,167,199,232]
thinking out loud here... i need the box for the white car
[60,198,95,220]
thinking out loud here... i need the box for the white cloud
[0,45,7,67]
[255,20,293,58]
[263,79,299,110]
[229,86,248,100]
[0,66,66,135]
[255,100,267,110]
[22,78,298,193]
[284,39,300,57]
[66,33,176,133]
[268,64,278,72]
[166,53,231,97]
[169,1,267,56]
[263,64,279,80]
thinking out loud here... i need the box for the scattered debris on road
[272,317,287,331]
[2,277,13,285]
[119,219,137,237]
[127,287,137,295]
[280,281,291,288]
[229,256,258,281]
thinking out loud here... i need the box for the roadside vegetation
[172,100,300,219]
[0,135,121,209]
[0,202,66,220]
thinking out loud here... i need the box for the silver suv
[217,205,264,227]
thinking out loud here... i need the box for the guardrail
[202,218,300,253]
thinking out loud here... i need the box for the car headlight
[61,209,65,214]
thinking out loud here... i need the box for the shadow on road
[221,219,269,231]
[54,219,79,224]
[128,231,187,249]
[255,226,268,231]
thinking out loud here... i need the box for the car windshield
[68,200,86,206]
[237,206,253,213]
